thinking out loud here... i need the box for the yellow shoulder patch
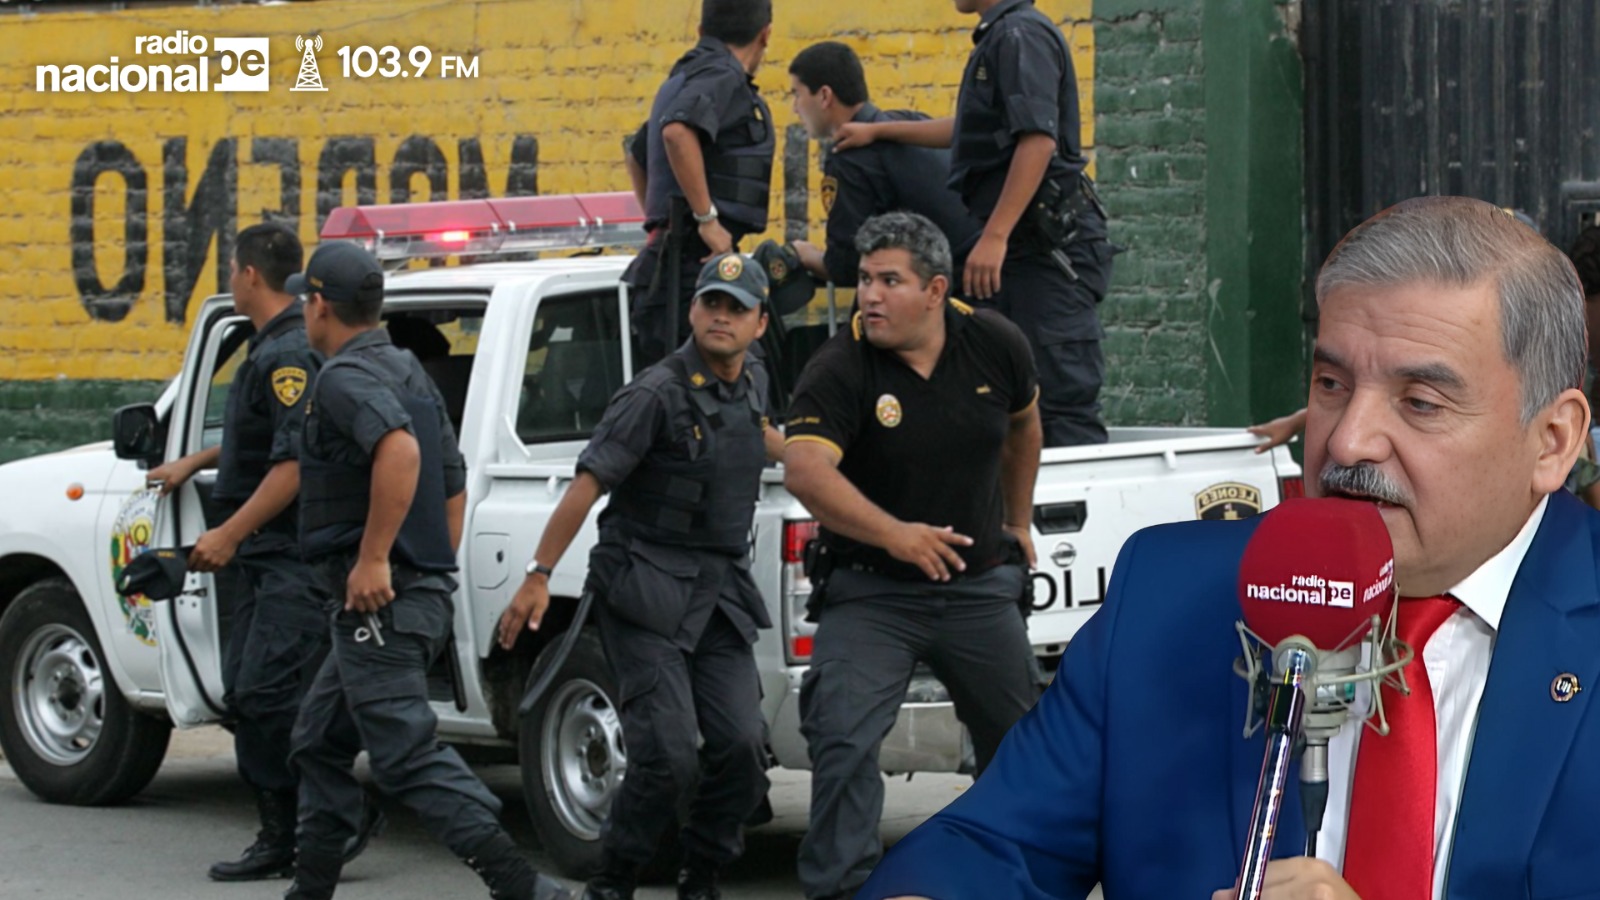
[821,176,838,214]
[272,367,308,407]
[949,298,975,315]
[850,310,864,341]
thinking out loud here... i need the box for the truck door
[151,301,251,726]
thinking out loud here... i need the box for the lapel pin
[1551,673,1582,703]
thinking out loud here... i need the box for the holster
[1023,174,1106,284]
[1003,534,1033,620]
[661,196,691,349]
[802,538,836,622]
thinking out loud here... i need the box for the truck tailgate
[1022,428,1299,655]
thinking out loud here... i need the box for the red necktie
[1343,594,1462,900]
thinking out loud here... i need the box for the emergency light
[319,192,647,262]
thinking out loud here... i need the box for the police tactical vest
[605,354,767,553]
[299,354,455,571]
[645,51,775,233]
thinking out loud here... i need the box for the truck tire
[518,628,678,882]
[0,577,171,805]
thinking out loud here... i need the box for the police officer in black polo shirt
[835,0,1114,448]
[783,212,1042,900]
[622,0,775,369]
[146,224,382,882]
[284,242,571,900]
[784,41,983,289]
[499,252,783,900]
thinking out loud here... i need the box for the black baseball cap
[285,241,384,303]
[692,252,768,310]
[117,547,191,601]
[752,239,817,316]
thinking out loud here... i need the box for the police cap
[752,239,818,316]
[693,252,768,311]
[117,547,190,601]
[285,241,384,303]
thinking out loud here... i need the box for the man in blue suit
[860,196,1600,900]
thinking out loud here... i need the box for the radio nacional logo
[35,30,269,93]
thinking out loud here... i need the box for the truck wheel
[519,628,678,882]
[0,577,171,805]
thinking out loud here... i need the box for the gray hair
[855,211,953,286]
[1316,196,1587,423]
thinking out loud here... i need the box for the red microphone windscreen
[1237,497,1395,649]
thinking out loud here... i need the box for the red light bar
[320,191,647,262]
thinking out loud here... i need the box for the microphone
[1230,497,1411,900]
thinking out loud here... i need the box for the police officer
[785,41,983,290]
[499,253,782,900]
[835,0,1115,448]
[783,213,1042,900]
[285,242,571,900]
[622,0,775,369]
[146,224,382,881]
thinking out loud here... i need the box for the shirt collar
[1443,494,1548,631]
[674,339,748,398]
[974,0,1031,42]
[248,302,304,349]
[852,103,882,125]
[695,35,755,85]
[335,327,393,357]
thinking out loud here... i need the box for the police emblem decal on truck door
[1195,482,1262,521]
[108,487,161,646]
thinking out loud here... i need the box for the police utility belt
[801,534,1033,620]
[1022,172,1108,283]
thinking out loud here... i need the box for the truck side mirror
[112,403,165,467]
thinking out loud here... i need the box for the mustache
[1318,462,1411,507]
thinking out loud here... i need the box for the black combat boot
[282,847,343,900]
[465,832,574,900]
[209,789,297,881]
[581,849,638,900]
[676,854,721,900]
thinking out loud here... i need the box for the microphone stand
[1237,643,1314,900]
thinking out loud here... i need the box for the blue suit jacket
[861,490,1600,900]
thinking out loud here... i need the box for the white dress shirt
[1314,495,1547,900]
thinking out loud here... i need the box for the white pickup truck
[0,192,1300,877]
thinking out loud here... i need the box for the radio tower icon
[291,35,327,92]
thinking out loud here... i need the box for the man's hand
[1247,407,1308,454]
[1002,522,1036,569]
[188,526,243,573]
[792,239,827,280]
[346,558,395,613]
[146,456,201,495]
[1212,858,1360,900]
[964,231,1009,300]
[699,219,734,259]
[832,121,878,151]
[886,523,973,582]
[498,575,552,651]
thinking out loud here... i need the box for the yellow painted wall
[0,0,1093,380]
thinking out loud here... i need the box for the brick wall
[1092,1,1209,425]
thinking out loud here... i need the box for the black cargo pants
[288,557,507,860]
[222,536,330,796]
[796,566,1039,900]
[982,220,1116,449]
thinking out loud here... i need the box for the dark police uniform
[951,0,1114,448]
[624,36,775,368]
[576,327,773,885]
[820,104,983,288]
[786,301,1041,900]
[289,326,565,900]
[209,301,329,874]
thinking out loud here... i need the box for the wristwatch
[692,203,719,225]
[526,560,554,578]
